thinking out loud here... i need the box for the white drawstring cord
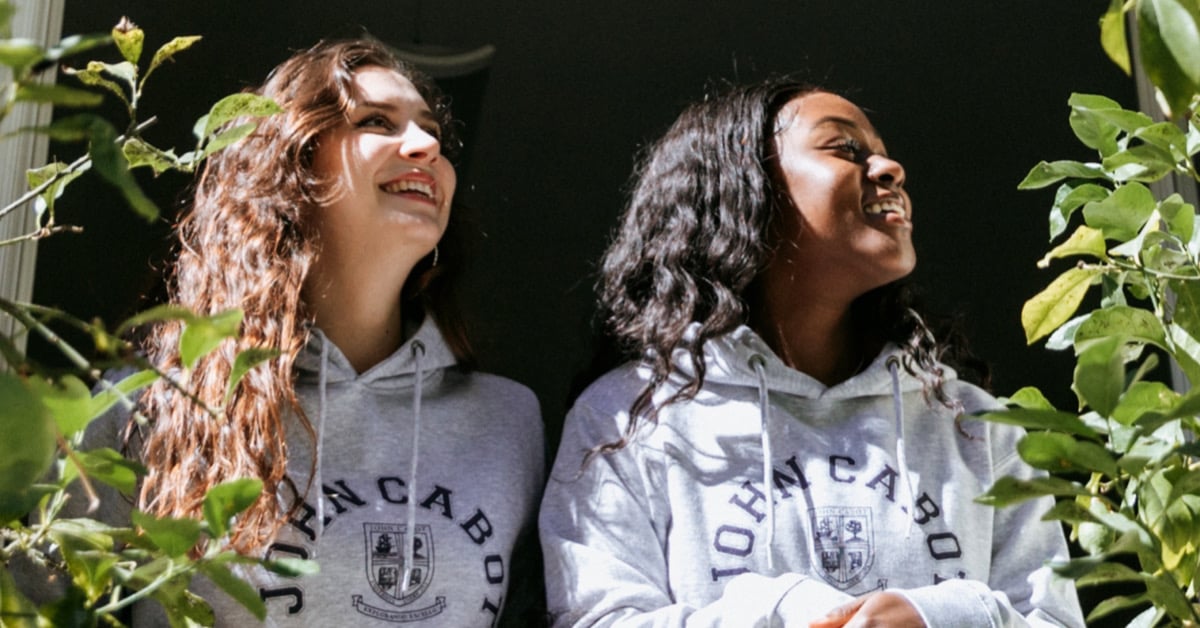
[401,340,426,594]
[314,337,330,552]
[887,356,916,538]
[749,354,775,572]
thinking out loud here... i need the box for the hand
[808,591,925,628]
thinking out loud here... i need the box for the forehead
[777,91,879,139]
[348,65,428,108]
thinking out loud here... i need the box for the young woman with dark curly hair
[538,82,1083,627]
[70,39,543,626]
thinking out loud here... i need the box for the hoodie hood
[295,314,458,389]
[675,323,957,400]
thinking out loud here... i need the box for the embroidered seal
[810,506,874,589]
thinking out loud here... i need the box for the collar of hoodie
[667,323,954,571]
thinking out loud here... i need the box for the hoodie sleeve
[896,422,1085,628]
[539,398,852,627]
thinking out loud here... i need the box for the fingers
[808,597,866,628]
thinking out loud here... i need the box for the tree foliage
[979,0,1200,624]
[0,7,310,626]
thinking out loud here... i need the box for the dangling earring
[431,245,439,268]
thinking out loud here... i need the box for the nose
[398,122,441,163]
[867,154,905,188]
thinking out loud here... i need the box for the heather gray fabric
[539,324,1083,627]
[58,316,544,626]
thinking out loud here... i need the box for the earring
[431,245,439,268]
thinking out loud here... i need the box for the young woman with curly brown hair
[76,39,543,626]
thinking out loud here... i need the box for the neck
[304,259,415,374]
[750,271,878,387]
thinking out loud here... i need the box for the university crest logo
[810,506,874,590]
[352,523,446,622]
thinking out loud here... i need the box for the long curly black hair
[597,78,987,452]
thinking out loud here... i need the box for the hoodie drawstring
[401,340,426,594]
[887,356,916,538]
[314,337,330,552]
[748,354,776,572]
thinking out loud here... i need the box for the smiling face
[767,91,915,302]
[310,65,457,269]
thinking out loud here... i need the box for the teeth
[864,199,906,218]
[382,179,434,198]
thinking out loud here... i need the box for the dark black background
[39,2,1141,623]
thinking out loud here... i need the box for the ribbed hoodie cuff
[895,578,995,627]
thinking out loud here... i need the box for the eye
[419,122,443,142]
[832,138,869,161]
[355,113,394,131]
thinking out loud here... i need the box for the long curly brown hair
[134,38,469,555]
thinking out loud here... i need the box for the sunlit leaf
[200,121,258,158]
[1068,92,1122,156]
[1018,432,1120,476]
[179,308,243,369]
[0,37,42,72]
[1082,182,1156,241]
[1022,267,1101,344]
[974,407,1099,439]
[65,448,145,497]
[86,116,158,221]
[1103,143,1179,182]
[202,478,262,539]
[1073,306,1168,354]
[1113,381,1179,426]
[1038,225,1108,267]
[263,557,320,577]
[28,374,92,436]
[1018,160,1109,190]
[116,303,195,337]
[143,35,201,86]
[122,137,180,175]
[1100,0,1132,75]
[111,17,143,64]
[1004,386,1057,411]
[225,347,279,405]
[1050,183,1110,240]
[131,510,200,558]
[1074,336,1125,418]
[86,368,156,421]
[975,475,1090,507]
[0,373,57,513]
[195,93,281,142]
[1138,0,1200,118]
[198,563,266,620]
[14,83,103,107]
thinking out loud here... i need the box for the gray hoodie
[539,325,1083,627]
[57,316,545,626]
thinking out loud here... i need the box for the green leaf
[0,372,58,511]
[1138,0,1200,118]
[43,33,111,64]
[198,563,267,620]
[1038,225,1108,267]
[974,407,1099,439]
[0,564,41,626]
[1142,571,1195,622]
[25,159,85,220]
[67,448,145,496]
[122,137,180,175]
[1073,305,1168,354]
[1100,0,1132,75]
[1113,380,1179,426]
[1022,267,1100,344]
[225,347,280,405]
[202,478,262,539]
[195,93,281,143]
[28,374,92,436]
[143,35,202,86]
[1074,336,1125,417]
[976,475,1090,507]
[0,37,42,72]
[1082,182,1156,241]
[1004,386,1057,411]
[131,510,201,558]
[87,368,157,421]
[1018,432,1120,476]
[1049,183,1111,240]
[1076,561,1143,586]
[1018,160,1109,189]
[14,83,103,107]
[179,308,243,369]
[1068,93,1123,156]
[86,116,159,221]
[201,121,259,158]
[1168,280,1200,387]
[1086,593,1151,623]
[111,19,143,64]
[1103,143,1179,182]
[1041,499,1102,525]
[116,303,195,337]
[62,64,127,106]
[263,557,320,577]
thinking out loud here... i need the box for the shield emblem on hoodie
[810,507,874,589]
[363,522,434,606]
